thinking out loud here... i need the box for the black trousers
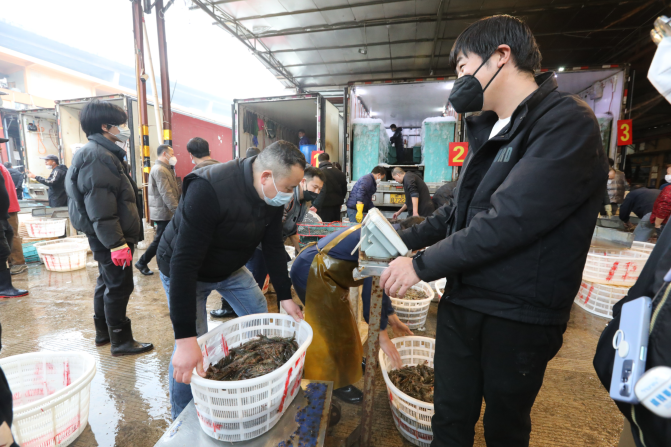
[318,206,342,223]
[431,301,565,447]
[0,220,14,272]
[93,245,135,327]
[139,220,169,265]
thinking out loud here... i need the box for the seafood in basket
[394,288,429,300]
[388,361,435,403]
[204,334,298,381]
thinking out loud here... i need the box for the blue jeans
[161,267,268,419]
[347,207,363,223]
[633,212,656,242]
[245,248,268,290]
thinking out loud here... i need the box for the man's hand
[413,212,420,217]
[172,337,205,385]
[379,330,402,369]
[380,256,420,298]
[309,206,317,213]
[388,314,413,337]
[26,171,36,179]
[392,211,401,220]
[281,299,304,322]
[356,204,364,223]
[604,204,612,217]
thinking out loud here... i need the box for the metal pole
[155,0,173,146]
[360,277,383,447]
[143,21,164,145]
[132,0,151,223]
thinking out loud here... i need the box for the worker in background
[391,168,435,218]
[298,129,310,146]
[345,166,386,223]
[0,163,27,298]
[3,163,23,200]
[658,164,671,190]
[380,15,607,445]
[186,137,218,170]
[66,100,152,357]
[245,166,324,292]
[389,124,405,163]
[651,180,671,236]
[0,163,24,276]
[26,154,67,207]
[290,218,420,404]
[134,145,180,276]
[157,141,305,419]
[619,184,660,242]
[313,152,347,222]
[607,158,626,214]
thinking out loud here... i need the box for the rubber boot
[210,297,238,319]
[94,315,110,346]
[134,261,153,276]
[108,318,154,357]
[333,385,363,404]
[0,269,28,298]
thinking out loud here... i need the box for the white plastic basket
[582,247,650,287]
[24,218,67,238]
[379,336,435,447]
[631,241,655,254]
[390,282,434,331]
[191,313,313,442]
[1,351,96,447]
[574,280,629,319]
[432,278,446,303]
[35,241,88,272]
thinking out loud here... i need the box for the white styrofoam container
[379,336,435,447]
[390,282,434,331]
[582,247,650,287]
[36,241,88,272]
[574,279,629,319]
[24,218,67,238]
[2,351,96,447]
[191,314,313,442]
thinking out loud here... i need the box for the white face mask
[169,156,178,166]
[666,174,671,183]
[108,124,130,143]
[375,177,381,185]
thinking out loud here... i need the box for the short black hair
[3,162,11,169]
[245,147,260,158]
[317,152,330,162]
[392,167,405,176]
[80,99,127,137]
[333,162,342,171]
[157,144,171,157]
[187,137,210,158]
[298,129,306,134]
[608,157,615,167]
[449,15,541,75]
[304,165,325,183]
[390,124,397,129]
[255,140,306,177]
[371,166,386,175]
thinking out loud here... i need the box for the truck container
[17,108,59,201]
[233,93,342,166]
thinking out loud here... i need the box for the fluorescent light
[558,67,565,72]
[357,88,366,95]
[370,111,378,116]
[444,80,455,89]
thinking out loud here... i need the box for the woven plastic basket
[1,351,96,447]
[574,280,629,319]
[24,218,67,238]
[379,336,435,447]
[432,278,446,303]
[582,247,650,287]
[390,282,434,331]
[35,241,88,272]
[191,314,313,442]
[631,241,655,254]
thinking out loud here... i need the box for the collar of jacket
[155,159,171,170]
[319,161,333,169]
[465,72,558,145]
[88,134,127,161]
[241,155,265,204]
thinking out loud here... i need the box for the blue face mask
[262,173,293,207]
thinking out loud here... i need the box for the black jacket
[399,72,608,326]
[432,181,457,210]
[313,161,347,209]
[390,128,404,152]
[65,134,142,250]
[619,188,660,222]
[157,156,292,339]
[35,164,67,207]
[7,168,23,199]
[402,172,435,217]
[594,224,671,447]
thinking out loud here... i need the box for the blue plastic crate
[22,242,42,264]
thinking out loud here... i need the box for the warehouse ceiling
[191,0,671,132]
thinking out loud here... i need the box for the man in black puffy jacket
[313,152,347,222]
[381,16,608,445]
[65,100,152,357]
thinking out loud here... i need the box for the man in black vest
[156,140,305,419]
[313,153,347,222]
[381,15,607,446]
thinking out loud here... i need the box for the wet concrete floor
[0,251,624,447]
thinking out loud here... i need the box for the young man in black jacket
[314,152,347,222]
[66,100,152,357]
[157,140,305,419]
[381,16,608,446]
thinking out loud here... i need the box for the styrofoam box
[190,314,313,442]
[574,279,629,319]
[379,336,435,447]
